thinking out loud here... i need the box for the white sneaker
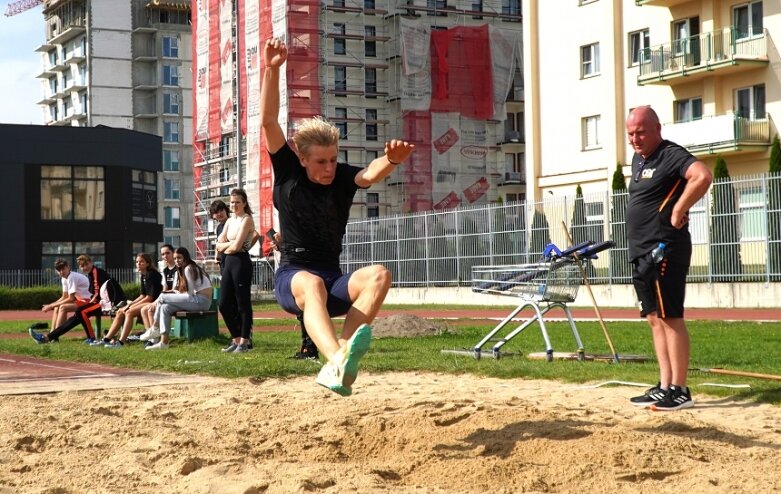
[316,361,352,396]
[315,323,372,396]
[139,327,161,342]
[145,341,169,351]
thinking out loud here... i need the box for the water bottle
[650,242,666,264]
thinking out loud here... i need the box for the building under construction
[192,0,525,259]
[18,0,195,251]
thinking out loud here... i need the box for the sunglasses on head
[634,160,648,183]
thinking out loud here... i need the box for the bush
[0,283,140,310]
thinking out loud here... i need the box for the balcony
[635,0,689,6]
[662,113,771,156]
[498,171,525,186]
[48,24,86,46]
[638,27,768,86]
[498,130,523,145]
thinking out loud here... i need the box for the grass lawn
[1,318,780,405]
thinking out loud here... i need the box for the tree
[609,162,630,282]
[570,185,588,247]
[710,156,742,281]
[769,136,781,280]
[528,208,551,262]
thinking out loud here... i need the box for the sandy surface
[1,370,780,494]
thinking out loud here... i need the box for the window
[501,0,520,21]
[49,103,58,121]
[672,17,698,60]
[735,84,765,119]
[338,150,348,163]
[628,29,650,66]
[581,43,600,78]
[164,206,180,228]
[163,121,180,143]
[333,0,344,6]
[733,1,763,40]
[163,65,179,86]
[364,0,375,8]
[162,36,179,58]
[366,109,378,141]
[503,111,524,143]
[366,150,378,163]
[365,67,377,96]
[365,26,376,57]
[132,242,157,259]
[674,97,702,122]
[41,241,105,271]
[582,115,601,150]
[689,201,707,244]
[427,0,447,16]
[471,0,483,19]
[163,92,179,114]
[367,192,379,218]
[163,235,180,247]
[163,150,180,171]
[334,66,347,95]
[131,169,157,223]
[49,78,58,96]
[164,178,180,200]
[335,107,347,139]
[584,202,605,243]
[504,153,525,175]
[333,24,346,55]
[41,166,105,220]
[739,188,766,240]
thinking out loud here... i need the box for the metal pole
[234,0,242,189]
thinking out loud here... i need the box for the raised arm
[355,139,415,187]
[260,38,288,154]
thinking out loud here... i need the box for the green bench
[171,289,220,341]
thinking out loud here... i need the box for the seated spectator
[140,244,176,334]
[31,257,124,344]
[97,253,163,348]
[40,258,91,332]
[140,247,213,350]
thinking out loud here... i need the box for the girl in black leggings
[215,188,258,353]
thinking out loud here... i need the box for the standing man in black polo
[625,106,712,411]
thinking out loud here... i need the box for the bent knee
[368,264,392,287]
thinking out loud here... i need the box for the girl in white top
[215,188,258,353]
[142,247,213,350]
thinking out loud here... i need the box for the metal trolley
[444,241,613,361]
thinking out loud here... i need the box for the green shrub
[0,283,140,310]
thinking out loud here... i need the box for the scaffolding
[191,0,524,258]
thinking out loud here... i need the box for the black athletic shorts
[631,255,688,319]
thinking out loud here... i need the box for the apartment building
[191,0,524,259]
[36,0,193,251]
[524,0,776,200]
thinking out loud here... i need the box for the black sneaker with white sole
[651,385,694,411]
[629,383,667,407]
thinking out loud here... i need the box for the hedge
[0,283,141,311]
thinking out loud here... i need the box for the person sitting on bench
[97,253,163,348]
[139,247,213,350]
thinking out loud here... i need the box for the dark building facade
[0,124,163,270]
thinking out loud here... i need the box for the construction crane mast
[4,0,43,17]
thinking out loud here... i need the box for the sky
[0,6,46,124]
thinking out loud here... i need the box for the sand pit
[1,371,779,494]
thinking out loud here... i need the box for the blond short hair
[291,116,340,158]
[76,255,92,265]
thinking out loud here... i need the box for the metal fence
[0,268,140,289]
[341,172,781,286]
[3,173,780,289]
